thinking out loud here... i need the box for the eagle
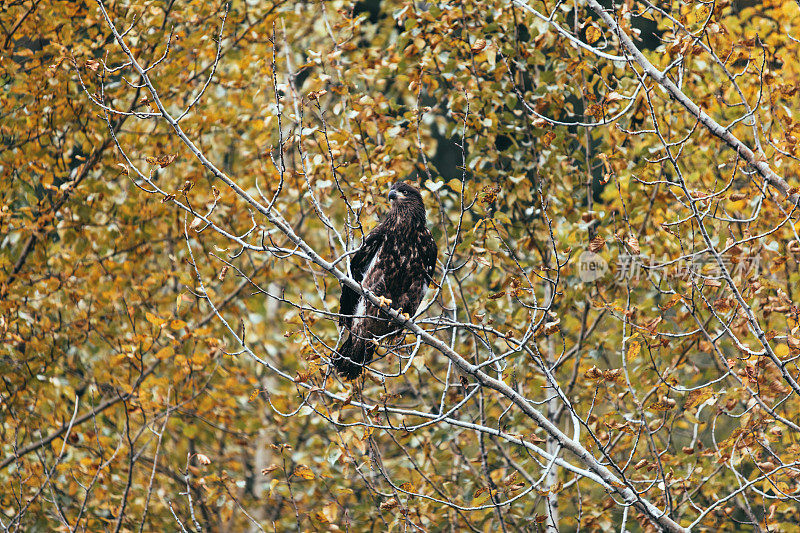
[333,182,438,379]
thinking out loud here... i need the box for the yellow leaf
[176,292,187,312]
[685,388,713,410]
[447,179,464,192]
[586,26,601,44]
[293,464,315,480]
[626,339,641,361]
[400,482,415,492]
[155,346,174,360]
[321,502,337,523]
[146,312,167,327]
[649,398,676,411]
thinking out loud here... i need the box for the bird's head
[386,181,427,224]
[387,181,423,206]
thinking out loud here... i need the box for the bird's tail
[333,335,374,380]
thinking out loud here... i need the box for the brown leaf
[158,154,177,168]
[649,398,676,411]
[532,117,548,128]
[788,335,800,355]
[471,38,487,53]
[584,366,604,380]
[147,154,177,168]
[307,89,327,100]
[643,316,662,334]
[586,103,605,119]
[525,433,545,444]
[294,370,312,383]
[712,298,732,311]
[380,497,399,511]
[261,464,281,475]
[48,56,67,70]
[625,235,640,255]
[543,317,560,335]
[603,368,623,383]
[506,482,525,493]
[588,235,605,253]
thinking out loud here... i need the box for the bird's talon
[376,295,393,307]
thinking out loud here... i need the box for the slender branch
[584,0,799,206]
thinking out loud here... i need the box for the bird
[333,182,438,379]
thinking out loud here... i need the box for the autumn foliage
[3,0,800,531]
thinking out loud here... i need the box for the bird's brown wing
[339,229,385,329]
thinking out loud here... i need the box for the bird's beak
[388,190,398,201]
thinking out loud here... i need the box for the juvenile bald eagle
[333,182,437,379]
